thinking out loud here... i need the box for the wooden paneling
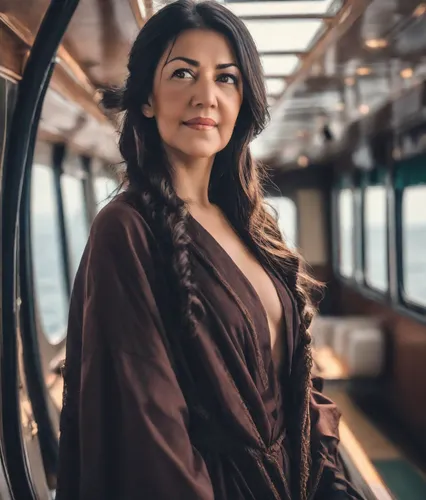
[63,0,139,87]
[0,3,121,162]
[1,0,139,87]
[335,282,426,451]
[0,23,27,79]
[0,0,50,39]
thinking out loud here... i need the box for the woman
[56,1,364,499]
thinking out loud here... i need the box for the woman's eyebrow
[164,56,239,70]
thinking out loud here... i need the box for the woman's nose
[191,77,218,108]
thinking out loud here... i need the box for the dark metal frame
[395,182,426,315]
[0,73,17,500]
[52,144,72,295]
[1,1,80,498]
[19,61,60,488]
[81,155,97,226]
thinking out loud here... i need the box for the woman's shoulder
[89,191,155,253]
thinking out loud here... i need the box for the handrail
[1,1,80,498]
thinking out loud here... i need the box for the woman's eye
[172,68,193,79]
[217,73,238,85]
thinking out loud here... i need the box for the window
[61,174,89,280]
[364,186,388,291]
[266,196,297,248]
[31,164,69,344]
[94,176,118,213]
[338,189,354,277]
[402,186,426,306]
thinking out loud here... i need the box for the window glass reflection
[364,186,388,291]
[339,189,354,277]
[402,186,426,306]
[94,176,118,213]
[31,164,68,344]
[61,174,89,280]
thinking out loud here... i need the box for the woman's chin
[175,143,221,160]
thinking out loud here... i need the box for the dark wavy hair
[101,1,321,497]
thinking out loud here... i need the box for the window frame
[30,161,70,345]
[360,170,390,296]
[60,171,90,281]
[333,154,426,326]
[30,145,93,346]
[395,177,426,314]
[334,175,357,281]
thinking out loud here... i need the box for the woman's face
[144,29,243,161]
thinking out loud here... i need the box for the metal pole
[1,1,80,498]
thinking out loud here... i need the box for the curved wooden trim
[0,12,103,121]
[0,65,21,83]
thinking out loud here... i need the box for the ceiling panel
[225,0,336,17]
[261,54,299,76]
[243,19,324,52]
[266,78,286,95]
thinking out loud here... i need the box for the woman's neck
[170,154,215,209]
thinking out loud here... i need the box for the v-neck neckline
[187,211,291,379]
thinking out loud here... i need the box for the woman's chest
[190,247,297,382]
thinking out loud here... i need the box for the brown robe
[56,192,364,500]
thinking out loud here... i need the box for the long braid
[129,126,204,337]
[147,180,205,335]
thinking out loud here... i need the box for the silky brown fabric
[56,193,364,500]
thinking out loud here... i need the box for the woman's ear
[142,96,155,118]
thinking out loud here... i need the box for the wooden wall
[334,282,426,453]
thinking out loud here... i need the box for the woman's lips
[183,117,217,130]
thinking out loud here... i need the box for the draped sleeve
[309,377,365,499]
[56,201,214,500]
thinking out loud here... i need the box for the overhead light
[413,4,426,17]
[359,104,370,115]
[345,76,355,86]
[400,67,414,79]
[356,66,372,76]
[297,155,309,168]
[364,38,388,49]
[243,19,323,53]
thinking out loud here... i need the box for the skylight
[261,54,299,76]
[266,78,286,96]
[243,19,323,53]
[225,0,335,18]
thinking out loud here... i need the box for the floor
[325,386,426,500]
